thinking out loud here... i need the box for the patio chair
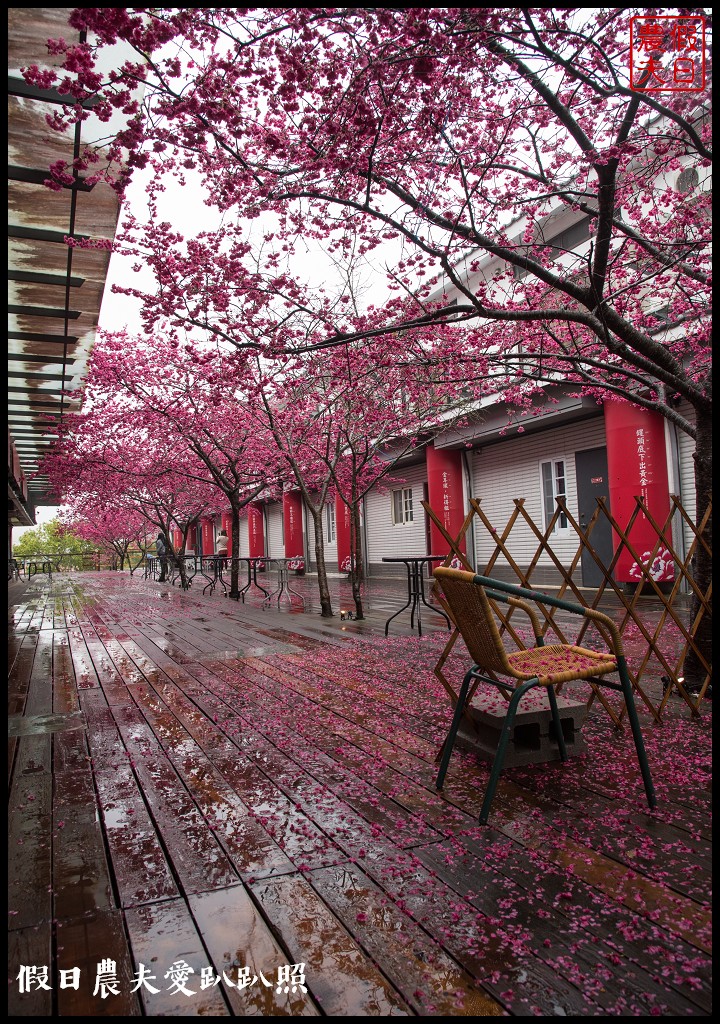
[433,568,656,825]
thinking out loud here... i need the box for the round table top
[381,555,447,563]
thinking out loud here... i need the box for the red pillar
[185,524,197,553]
[201,518,215,556]
[248,502,265,558]
[426,444,466,559]
[336,493,353,573]
[170,527,182,550]
[604,402,673,582]
[283,491,305,569]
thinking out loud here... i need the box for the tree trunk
[350,498,364,619]
[309,507,333,617]
[229,503,241,598]
[683,413,712,690]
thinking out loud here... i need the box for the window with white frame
[391,488,414,525]
[325,502,336,543]
[541,459,569,531]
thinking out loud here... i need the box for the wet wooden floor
[8,571,712,1016]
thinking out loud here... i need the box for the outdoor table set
[224,556,305,608]
[382,555,452,636]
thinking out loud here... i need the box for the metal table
[381,556,452,636]
[263,557,306,609]
[199,555,228,594]
[234,557,271,602]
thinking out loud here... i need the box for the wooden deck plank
[55,910,142,1016]
[442,830,712,1015]
[123,681,298,880]
[8,774,53,930]
[94,763,180,908]
[188,886,322,1016]
[8,926,54,1016]
[7,572,713,1017]
[187,658,461,848]
[307,861,504,1015]
[415,835,708,1016]
[124,899,231,1015]
[249,873,414,1016]
[125,678,344,874]
[112,703,243,894]
[53,768,115,920]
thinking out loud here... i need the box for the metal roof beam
[9,269,85,287]
[8,164,94,191]
[8,371,68,381]
[8,304,82,319]
[8,225,91,243]
[9,331,79,344]
[8,74,101,108]
[8,354,73,364]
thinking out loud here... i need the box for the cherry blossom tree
[42,395,218,590]
[88,332,280,596]
[60,497,151,571]
[26,8,711,670]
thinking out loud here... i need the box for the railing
[424,495,711,721]
[10,552,110,575]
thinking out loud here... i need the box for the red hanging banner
[335,493,353,573]
[604,403,673,582]
[248,502,265,558]
[201,518,215,556]
[283,491,305,570]
[426,444,466,560]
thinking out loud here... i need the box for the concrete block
[454,688,587,767]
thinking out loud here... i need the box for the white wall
[266,501,284,558]
[238,514,250,557]
[471,417,606,571]
[365,463,428,567]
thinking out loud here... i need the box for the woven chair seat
[432,567,656,824]
[506,644,618,685]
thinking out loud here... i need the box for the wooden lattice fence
[423,495,711,723]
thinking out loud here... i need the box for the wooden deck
[8,570,712,1016]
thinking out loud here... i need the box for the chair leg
[547,684,568,762]
[616,656,657,810]
[479,680,538,825]
[436,667,475,790]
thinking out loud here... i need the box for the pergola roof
[8,9,124,511]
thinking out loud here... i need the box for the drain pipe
[461,448,476,571]
[665,416,687,593]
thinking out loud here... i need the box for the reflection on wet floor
[7,571,713,1017]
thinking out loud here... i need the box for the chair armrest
[581,606,625,658]
[476,574,624,658]
[505,596,543,641]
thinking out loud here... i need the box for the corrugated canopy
[8,8,124,515]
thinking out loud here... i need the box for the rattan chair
[433,568,656,824]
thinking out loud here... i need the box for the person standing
[156,532,169,582]
[215,528,229,567]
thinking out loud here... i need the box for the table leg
[384,564,414,636]
[237,560,253,602]
[201,558,217,594]
[252,563,270,599]
[419,570,452,630]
